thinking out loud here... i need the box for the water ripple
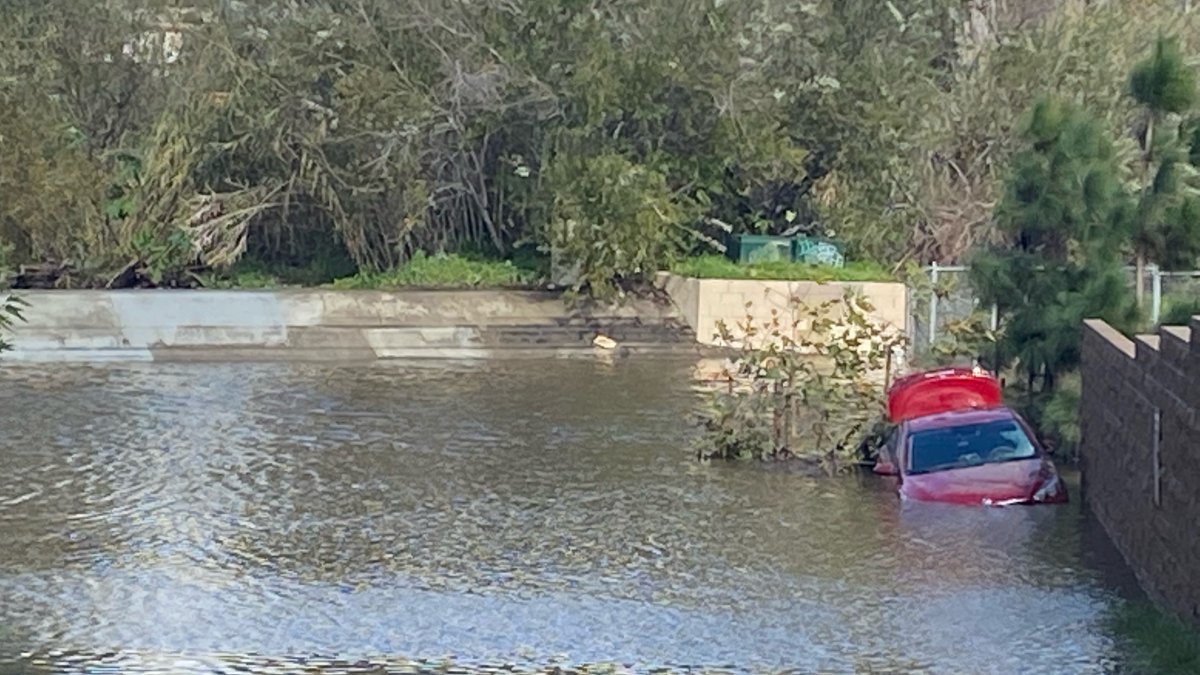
[0,360,1132,674]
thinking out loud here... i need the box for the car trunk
[887,368,1002,423]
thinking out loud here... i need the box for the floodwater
[0,359,1139,674]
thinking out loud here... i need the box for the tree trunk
[1136,250,1146,309]
[1136,111,1156,310]
[782,390,794,452]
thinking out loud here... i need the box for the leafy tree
[1129,35,1200,306]
[544,152,698,299]
[2,0,1199,293]
[970,98,1138,392]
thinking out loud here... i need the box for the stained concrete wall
[658,273,909,387]
[1080,318,1200,624]
[3,290,697,362]
[657,272,907,346]
[662,270,902,343]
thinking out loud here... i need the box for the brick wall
[1080,317,1200,623]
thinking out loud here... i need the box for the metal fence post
[1151,264,1162,326]
[928,262,939,346]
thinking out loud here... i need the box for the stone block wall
[1080,318,1200,623]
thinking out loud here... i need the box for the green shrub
[546,153,699,299]
[696,289,906,471]
[1001,370,1081,463]
[1040,372,1082,461]
[1160,293,1200,326]
[0,294,27,353]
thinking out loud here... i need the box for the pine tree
[1129,35,1200,306]
[970,97,1137,393]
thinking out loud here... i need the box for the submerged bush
[696,289,906,472]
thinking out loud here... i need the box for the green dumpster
[728,234,793,264]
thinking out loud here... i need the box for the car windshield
[907,417,1037,474]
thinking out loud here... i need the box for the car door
[875,424,902,477]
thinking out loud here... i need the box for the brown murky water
[0,359,1136,674]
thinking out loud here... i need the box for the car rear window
[907,417,1037,474]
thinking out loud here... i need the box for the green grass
[329,251,540,289]
[671,255,895,282]
[199,253,359,289]
[1109,601,1200,675]
[197,247,549,290]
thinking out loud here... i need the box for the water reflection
[0,360,1129,674]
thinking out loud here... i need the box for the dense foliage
[1129,36,1200,306]
[970,28,1200,401]
[4,1,1199,294]
[970,98,1138,392]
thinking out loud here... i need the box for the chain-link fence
[1156,270,1200,324]
[906,264,1200,362]
[907,264,994,362]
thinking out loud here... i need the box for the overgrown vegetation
[1109,600,1200,675]
[959,32,1200,462]
[970,97,1140,393]
[696,290,906,471]
[4,1,1200,295]
[1161,292,1200,325]
[1129,36,1200,308]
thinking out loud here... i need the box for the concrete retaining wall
[1080,318,1200,624]
[656,272,907,346]
[658,273,909,386]
[3,290,697,362]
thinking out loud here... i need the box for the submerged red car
[873,367,1067,506]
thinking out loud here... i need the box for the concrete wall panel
[3,289,696,362]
